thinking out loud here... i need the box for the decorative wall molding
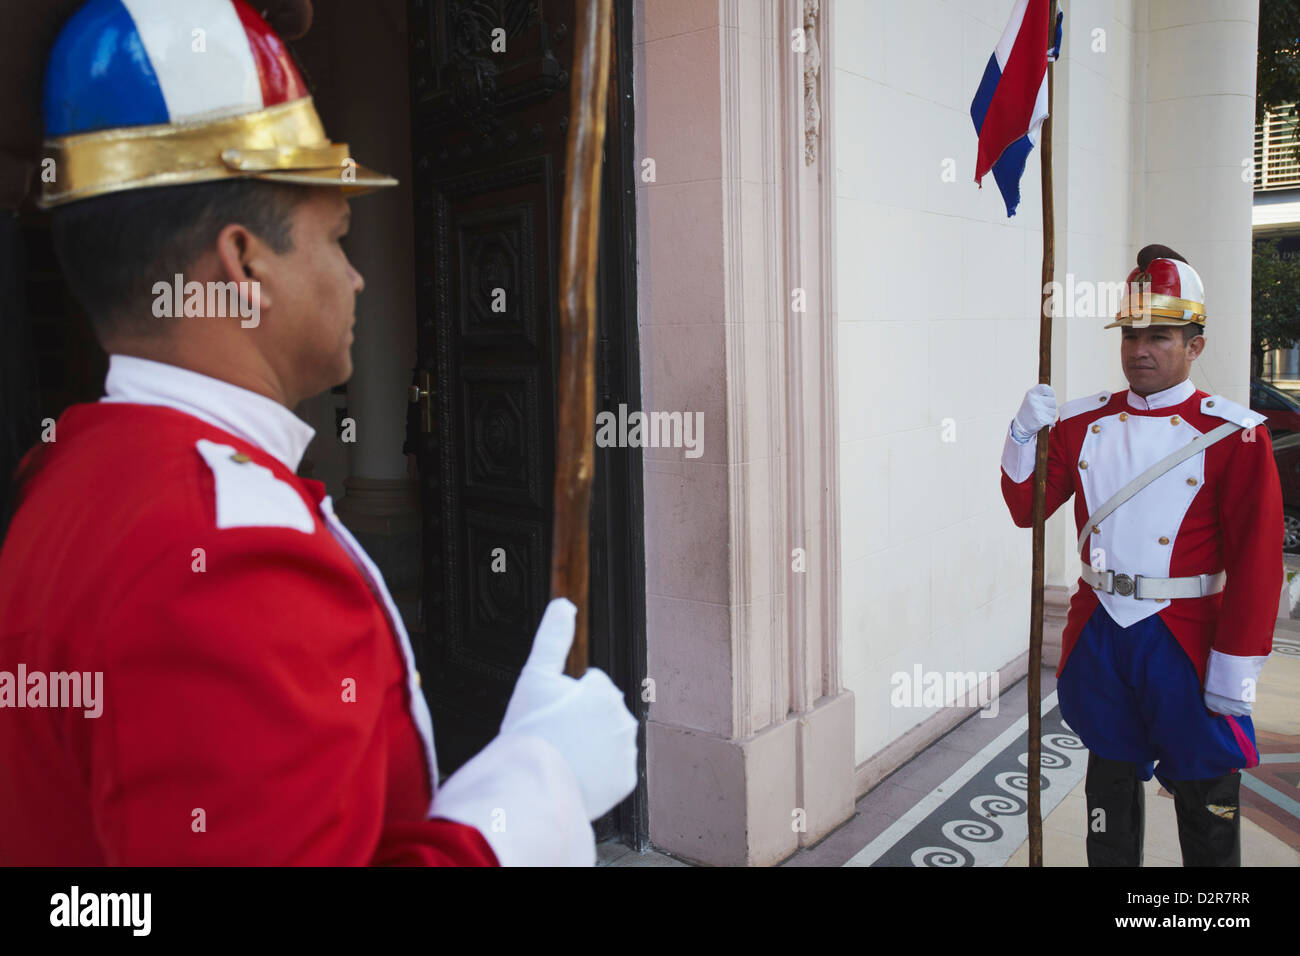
[776,0,840,720]
[802,0,822,166]
[718,0,843,736]
[719,0,754,739]
[815,0,841,722]
[726,0,848,847]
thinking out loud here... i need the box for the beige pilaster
[637,0,853,866]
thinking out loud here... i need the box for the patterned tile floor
[793,621,1300,867]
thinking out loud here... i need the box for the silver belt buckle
[1113,573,1135,597]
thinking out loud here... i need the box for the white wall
[833,0,1257,766]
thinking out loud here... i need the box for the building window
[1257,105,1300,191]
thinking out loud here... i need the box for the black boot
[1167,773,1242,867]
[1084,752,1145,866]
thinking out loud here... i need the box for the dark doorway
[405,0,647,847]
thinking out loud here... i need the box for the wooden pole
[1028,0,1058,869]
[551,0,613,678]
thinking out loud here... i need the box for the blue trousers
[1058,606,1259,788]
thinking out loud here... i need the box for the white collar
[1126,376,1195,411]
[100,354,316,472]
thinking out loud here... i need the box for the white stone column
[1142,0,1259,406]
[637,0,853,866]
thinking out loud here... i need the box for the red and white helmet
[1106,246,1207,329]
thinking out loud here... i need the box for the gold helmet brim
[37,97,396,208]
[251,164,397,195]
[1106,292,1206,329]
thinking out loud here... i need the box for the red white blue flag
[970,1,1062,217]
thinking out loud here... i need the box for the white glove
[1204,690,1252,717]
[500,598,638,820]
[1010,383,1058,443]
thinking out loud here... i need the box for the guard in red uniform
[0,0,636,866]
[1000,245,1282,866]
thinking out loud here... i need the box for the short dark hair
[50,178,307,336]
[1181,324,1204,345]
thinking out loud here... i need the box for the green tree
[1258,1,1300,124]
[1254,8,1300,377]
[1252,238,1300,378]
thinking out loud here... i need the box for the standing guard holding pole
[1000,245,1283,866]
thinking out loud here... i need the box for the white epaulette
[1200,395,1263,430]
[1058,390,1113,423]
[195,439,316,533]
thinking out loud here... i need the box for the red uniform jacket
[0,360,591,865]
[1001,383,1282,701]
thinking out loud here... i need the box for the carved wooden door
[406,0,645,844]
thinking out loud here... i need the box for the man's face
[257,189,363,401]
[1120,325,1201,396]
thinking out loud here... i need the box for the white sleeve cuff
[429,734,595,866]
[1204,649,1269,702]
[1001,422,1037,483]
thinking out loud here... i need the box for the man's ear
[1187,332,1206,361]
[214,223,252,283]
[214,223,272,308]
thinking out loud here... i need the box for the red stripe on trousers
[1224,715,1259,770]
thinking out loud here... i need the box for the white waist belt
[1080,562,1226,600]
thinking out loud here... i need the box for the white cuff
[1001,422,1037,483]
[430,734,595,866]
[1203,649,1269,702]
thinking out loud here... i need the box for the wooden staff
[1028,0,1059,868]
[551,0,612,677]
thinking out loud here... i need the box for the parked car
[1249,380,1300,551]
[1273,432,1300,553]
[1250,378,1300,437]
